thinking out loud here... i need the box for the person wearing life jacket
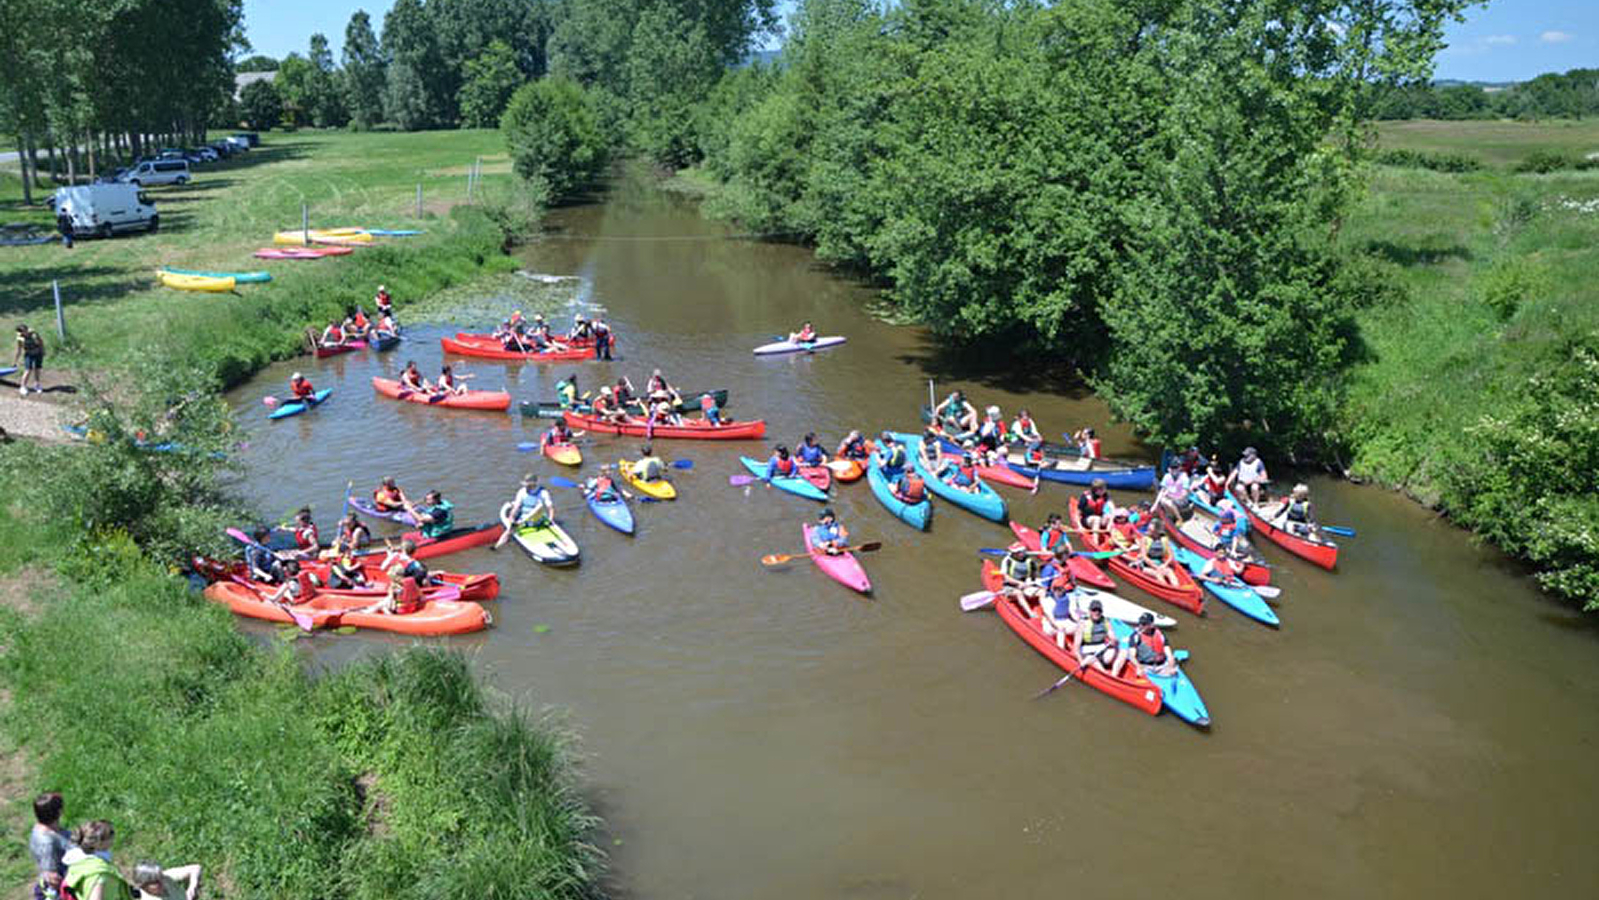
[977,406,1007,453]
[1137,519,1182,587]
[399,361,426,392]
[1229,446,1270,505]
[435,364,469,396]
[379,538,429,586]
[879,431,909,479]
[699,391,724,426]
[1076,478,1115,533]
[266,559,319,607]
[497,320,531,352]
[1127,612,1178,677]
[1195,545,1247,591]
[646,368,681,405]
[494,474,554,550]
[592,317,614,360]
[933,390,978,435]
[584,464,627,503]
[788,321,818,343]
[351,306,371,335]
[542,420,574,452]
[1176,446,1203,477]
[635,444,666,483]
[357,563,422,616]
[325,546,369,590]
[811,507,849,555]
[508,309,526,331]
[246,526,284,584]
[797,432,828,468]
[322,512,370,556]
[613,377,637,409]
[891,467,927,505]
[375,311,399,339]
[555,374,580,409]
[374,285,394,318]
[1108,509,1141,552]
[285,510,319,560]
[591,387,628,423]
[319,320,346,348]
[1072,427,1102,460]
[649,399,682,426]
[1039,567,1086,650]
[63,820,135,900]
[1264,483,1319,537]
[836,430,869,461]
[568,314,593,342]
[999,543,1043,614]
[289,372,316,402]
[1010,408,1042,447]
[1072,599,1129,678]
[1155,466,1193,522]
[373,476,408,513]
[406,490,455,540]
[1211,499,1250,555]
[1199,456,1229,504]
[763,445,798,482]
[1038,512,1073,556]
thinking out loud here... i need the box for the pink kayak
[803,524,871,595]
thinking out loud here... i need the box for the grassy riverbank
[0,130,605,895]
[1340,120,1599,609]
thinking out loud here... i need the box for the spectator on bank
[29,792,74,900]
[132,861,202,900]
[63,820,135,900]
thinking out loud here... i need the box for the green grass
[1375,119,1599,168]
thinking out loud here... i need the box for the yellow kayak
[273,229,373,245]
[619,459,676,500]
[157,271,235,292]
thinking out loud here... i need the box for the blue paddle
[546,473,657,502]
[1322,525,1356,537]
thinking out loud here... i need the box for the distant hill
[1434,79,1516,89]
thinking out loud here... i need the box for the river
[227,174,1599,897]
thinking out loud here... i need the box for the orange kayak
[543,442,582,466]
[827,458,866,482]
[204,581,490,635]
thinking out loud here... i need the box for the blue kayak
[891,433,1007,522]
[1176,547,1279,627]
[586,490,635,535]
[371,333,400,352]
[866,450,932,530]
[0,366,16,378]
[1109,619,1211,728]
[367,229,425,236]
[740,457,828,502]
[161,266,272,284]
[269,388,331,420]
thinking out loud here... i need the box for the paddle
[1322,525,1356,537]
[761,541,882,566]
[230,574,316,632]
[977,547,1131,561]
[547,474,643,502]
[1034,658,1093,699]
[729,474,758,487]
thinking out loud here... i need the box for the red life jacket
[544,428,567,447]
[797,326,816,341]
[394,577,422,614]
[291,570,317,601]
[327,326,342,342]
[1080,492,1108,517]
[1132,627,1168,661]
[1113,521,1139,543]
[291,378,313,398]
[773,456,795,476]
[958,463,976,482]
[1042,525,1070,553]
[900,474,926,502]
[295,524,318,549]
[1083,437,1102,459]
[353,311,369,328]
[401,369,422,388]
[593,476,614,495]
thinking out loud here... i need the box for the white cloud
[1483,35,1516,46]
[1541,30,1573,44]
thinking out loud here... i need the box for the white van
[53,184,158,238]
[119,158,190,186]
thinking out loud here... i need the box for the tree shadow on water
[894,328,1094,399]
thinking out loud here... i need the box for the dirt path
[0,370,74,443]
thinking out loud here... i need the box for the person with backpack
[14,324,45,396]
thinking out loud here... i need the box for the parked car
[223,136,250,152]
[208,140,235,158]
[53,184,158,238]
[118,158,190,186]
[95,167,130,185]
[232,132,260,148]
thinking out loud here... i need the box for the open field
[1375,119,1599,167]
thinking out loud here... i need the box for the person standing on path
[14,325,45,396]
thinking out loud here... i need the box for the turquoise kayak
[161,266,272,283]
[269,388,331,420]
[1176,547,1280,627]
[890,432,1007,522]
[1110,619,1211,728]
[740,456,828,502]
[866,450,931,530]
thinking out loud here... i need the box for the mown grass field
[1375,118,1599,168]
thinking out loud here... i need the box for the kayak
[892,432,1007,522]
[563,410,765,440]
[1069,498,1206,615]
[370,333,401,352]
[161,266,271,284]
[254,245,351,258]
[505,514,581,566]
[740,457,828,502]
[827,458,865,482]
[366,229,425,236]
[203,581,489,636]
[441,334,596,362]
[373,522,504,561]
[1007,521,1116,591]
[799,464,832,493]
[269,388,331,420]
[347,495,418,527]
[865,450,932,530]
[542,443,582,466]
[939,448,1035,490]
[521,388,727,419]
[619,459,676,500]
[1161,506,1271,586]
[274,229,373,245]
[158,271,234,292]
[1107,619,1211,727]
[803,523,871,594]
[1176,548,1279,627]
[371,377,511,412]
[1212,488,1339,571]
[313,340,367,359]
[586,490,635,535]
[455,330,597,349]
[197,557,499,603]
[981,562,1162,716]
[1000,447,1157,490]
[753,335,847,355]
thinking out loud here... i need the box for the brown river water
[228,175,1599,897]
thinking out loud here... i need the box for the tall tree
[457,39,523,129]
[342,10,387,129]
[382,0,451,128]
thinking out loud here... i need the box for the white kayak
[752,335,847,356]
[1063,586,1178,629]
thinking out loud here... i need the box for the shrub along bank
[0,130,603,895]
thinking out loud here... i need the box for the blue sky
[242,1,1590,83]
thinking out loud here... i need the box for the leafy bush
[1374,148,1483,172]
[502,77,610,202]
[1515,150,1573,174]
[1476,257,1547,322]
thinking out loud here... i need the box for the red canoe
[1070,498,1205,615]
[942,450,1035,490]
[203,581,489,636]
[1159,508,1271,586]
[455,330,597,348]
[981,562,1161,716]
[561,410,766,440]
[440,334,596,362]
[314,340,367,359]
[371,377,511,411]
[1008,521,1116,590]
[1228,489,1339,570]
[352,522,505,561]
[198,558,499,602]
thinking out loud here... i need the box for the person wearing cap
[999,543,1043,613]
[568,314,592,342]
[633,444,666,483]
[797,432,829,468]
[590,386,628,423]
[811,508,848,554]
[976,406,1007,454]
[495,475,554,549]
[762,444,798,483]
[1076,478,1115,534]
[1072,599,1128,677]
[1229,446,1269,505]
[878,431,909,478]
[648,397,682,426]
[405,490,456,540]
[288,371,316,402]
[933,389,978,436]
[1262,483,1319,537]
[1126,612,1178,676]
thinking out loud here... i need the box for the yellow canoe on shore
[157,271,236,292]
[273,229,373,246]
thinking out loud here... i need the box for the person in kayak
[434,364,469,396]
[406,490,455,539]
[1194,545,1247,589]
[591,387,629,424]
[584,464,629,503]
[699,391,724,425]
[286,510,319,560]
[1135,518,1182,587]
[375,311,399,339]
[246,526,283,583]
[936,450,982,494]
[797,432,829,468]
[878,431,909,479]
[398,361,427,393]
[999,543,1043,614]
[318,319,346,348]
[1155,466,1193,522]
[494,474,555,549]
[836,430,869,461]
[350,306,372,338]
[648,398,682,427]
[1037,512,1074,555]
[763,445,798,483]
[325,512,370,554]
[613,376,637,409]
[933,390,978,435]
[356,563,423,617]
[324,547,369,590]
[1073,599,1128,678]
[646,368,682,406]
[811,508,849,555]
[1126,612,1178,677]
[1010,408,1042,447]
[634,444,667,483]
[542,419,575,452]
[1197,455,1229,504]
[592,317,614,360]
[568,314,592,342]
[1039,569,1086,650]
[1211,499,1250,555]
[374,284,394,319]
[788,321,818,343]
[977,407,1007,453]
[891,467,927,505]
[1175,446,1204,477]
[341,313,363,343]
[373,476,408,512]
[495,320,531,352]
[288,371,316,403]
[1229,446,1269,505]
[1077,478,1115,534]
[555,374,580,409]
[266,559,319,606]
[1262,483,1319,537]
[508,309,527,331]
[379,538,429,586]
